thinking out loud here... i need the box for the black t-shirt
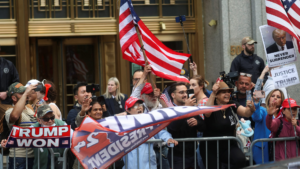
[203,100,240,138]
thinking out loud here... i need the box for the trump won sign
[5,125,71,148]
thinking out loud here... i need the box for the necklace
[222,110,226,119]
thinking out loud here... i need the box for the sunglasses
[240,73,252,77]
[146,92,154,97]
[41,116,55,122]
[132,104,143,109]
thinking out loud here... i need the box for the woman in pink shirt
[266,98,300,161]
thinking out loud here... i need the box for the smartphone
[187,89,194,98]
[175,15,186,23]
[34,84,43,92]
[86,84,100,93]
[253,90,265,99]
[189,56,194,64]
[246,90,252,101]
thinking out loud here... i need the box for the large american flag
[119,0,191,82]
[266,0,300,52]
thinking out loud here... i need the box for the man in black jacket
[230,37,266,83]
[167,82,205,169]
[0,57,19,104]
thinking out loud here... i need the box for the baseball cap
[25,79,40,87]
[241,36,257,45]
[281,98,300,109]
[37,104,53,118]
[141,83,153,95]
[7,82,26,97]
[125,97,144,111]
[180,68,189,78]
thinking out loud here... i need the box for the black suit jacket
[266,41,293,54]
[104,94,128,115]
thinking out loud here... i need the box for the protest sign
[271,63,300,88]
[6,125,71,148]
[71,105,234,169]
[259,25,297,67]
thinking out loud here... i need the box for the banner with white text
[71,105,234,169]
[5,125,71,148]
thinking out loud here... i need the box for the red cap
[125,97,144,111]
[141,83,153,95]
[281,98,300,109]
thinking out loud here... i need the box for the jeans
[9,157,34,169]
[196,132,205,169]
[155,146,170,169]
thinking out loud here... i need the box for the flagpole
[134,25,156,91]
[286,89,299,150]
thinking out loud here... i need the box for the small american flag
[8,140,14,144]
[119,0,190,82]
[266,0,300,52]
[159,86,174,107]
[62,140,69,145]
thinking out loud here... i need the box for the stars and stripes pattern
[159,86,174,107]
[266,0,300,52]
[119,0,191,82]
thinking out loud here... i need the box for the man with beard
[2,82,37,169]
[230,36,266,83]
[167,82,205,169]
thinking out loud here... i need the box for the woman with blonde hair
[252,89,285,164]
[190,75,210,107]
[103,77,128,115]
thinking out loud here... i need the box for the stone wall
[203,0,300,102]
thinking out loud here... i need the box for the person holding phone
[25,79,42,112]
[189,75,210,107]
[201,80,255,169]
[251,89,285,164]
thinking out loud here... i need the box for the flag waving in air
[266,0,300,52]
[119,0,191,82]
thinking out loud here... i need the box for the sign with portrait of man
[259,25,297,67]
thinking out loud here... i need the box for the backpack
[0,113,21,155]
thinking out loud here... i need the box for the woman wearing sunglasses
[200,80,256,169]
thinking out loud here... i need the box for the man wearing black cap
[230,36,267,83]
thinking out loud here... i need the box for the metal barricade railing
[247,137,300,166]
[0,147,68,169]
[122,136,243,169]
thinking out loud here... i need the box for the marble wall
[202,0,300,102]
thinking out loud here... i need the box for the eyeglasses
[41,116,55,122]
[133,78,140,82]
[240,73,252,77]
[132,104,143,109]
[176,90,188,94]
[146,92,154,97]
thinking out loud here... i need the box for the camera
[219,71,239,89]
[175,15,186,23]
[86,84,100,97]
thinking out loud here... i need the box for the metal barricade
[248,137,300,166]
[122,136,243,169]
[0,147,68,169]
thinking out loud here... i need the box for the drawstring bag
[230,107,252,153]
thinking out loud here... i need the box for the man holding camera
[230,36,267,83]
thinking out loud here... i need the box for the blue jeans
[155,146,170,169]
[9,157,34,169]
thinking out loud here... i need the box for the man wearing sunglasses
[31,104,72,169]
[230,36,267,83]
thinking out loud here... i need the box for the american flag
[119,0,191,82]
[159,86,174,107]
[266,0,300,52]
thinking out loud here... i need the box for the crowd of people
[0,35,299,169]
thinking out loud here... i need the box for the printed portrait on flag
[259,25,297,67]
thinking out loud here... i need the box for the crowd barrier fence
[1,136,299,169]
[246,136,300,166]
